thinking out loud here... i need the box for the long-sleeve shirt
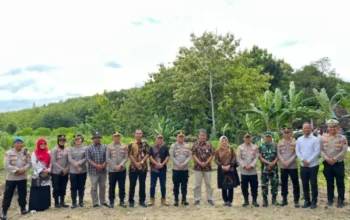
[31,152,51,186]
[50,146,69,174]
[106,142,128,172]
[296,135,320,167]
[237,143,259,175]
[68,145,87,174]
[320,134,348,162]
[4,149,31,181]
[170,142,192,171]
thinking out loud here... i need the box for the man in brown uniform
[0,137,31,220]
[321,119,348,208]
[277,127,300,208]
[51,134,70,208]
[106,132,128,208]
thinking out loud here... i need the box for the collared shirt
[237,143,259,175]
[170,142,192,171]
[86,143,107,175]
[106,142,128,172]
[320,134,348,162]
[259,142,278,173]
[191,140,214,172]
[128,140,150,172]
[4,148,31,181]
[296,135,320,167]
[50,146,69,174]
[150,144,169,173]
[68,145,87,174]
[277,139,297,169]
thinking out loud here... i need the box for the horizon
[1,0,349,112]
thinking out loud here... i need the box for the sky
[0,0,349,112]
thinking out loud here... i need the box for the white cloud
[0,0,349,111]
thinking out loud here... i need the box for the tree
[5,122,17,135]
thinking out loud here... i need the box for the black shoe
[294,201,300,208]
[337,198,344,208]
[182,200,189,206]
[139,202,147,208]
[60,197,69,208]
[20,207,29,215]
[93,204,100,208]
[102,203,109,208]
[262,197,268,208]
[280,197,288,206]
[208,200,214,206]
[108,203,114,208]
[119,201,127,208]
[223,202,228,206]
[0,210,7,220]
[227,202,232,207]
[194,200,200,205]
[302,201,311,208]
[242,200,249,207]
[310,203,317,209]
[79,202,85,207]
[129,202,135,208]
[71,203,77,209]
[325,200,333,209]
[55,204,61,208]
[252,200,260,207]
[272,196,278,206]
[174,201,179,206]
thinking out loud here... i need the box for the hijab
[219,136,229,148]
[35,138,50,168]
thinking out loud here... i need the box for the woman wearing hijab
[68,134,87,208]
[29,138,51,212]
[215,136,240,207]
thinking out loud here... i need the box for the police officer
[321,119,348,208]
[106,132,128,208]
[277,127,300,208]
[51,134,70,208]
[237,133,260,207]
[259,131,279,207]
[170,131,191,206]
[0,137,31,220]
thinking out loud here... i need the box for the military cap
[244,133,251,138]
[13,137,24,143]
[156,133,164,138]
[177,131,185,137]
[113,131,121,137]
[57,134,66,140]
[326,119,339,126]
[263,131,273,137]
[92,131,102,138]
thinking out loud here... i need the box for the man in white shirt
[296,122,320,209]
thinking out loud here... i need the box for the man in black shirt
[148,134,170,206]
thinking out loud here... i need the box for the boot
[182,196,189,206]
[272,195,278,206]
[280,196,288,206]
[147,198,155,206]
[161,199,170,206]
[242,197,249,207]
[60,196,69,208]
[252,198,260,207]
[79,195,85,207]
[108,201,114,208]
[119,201,127,208]
[294,200,300,208]
[337,198,344,208]
[174,200,179,206]
[71,194,77,209]
[20,206,29,215]
[0,210,7,220]
[54,197,61,208]
[262,196,268,207]
[174,194,179,206]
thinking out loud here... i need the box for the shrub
[16,127,34,136]
[33,127,51,136]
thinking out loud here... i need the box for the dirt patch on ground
[1,169,350,220]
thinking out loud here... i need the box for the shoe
[147,198,155,206]
[302,201,311,208]
[174,201,179,206]
[194,200,200,205]
[20,207,29,215]
[0,210,7,220]
[272,195,278,206]
[119,201,127,208]
[161,199,170,206]
[280,197,288,206]
[79,202,85,207]
[262,197,268,207]
[310,203,317,209]
[139,202,148,208]
[252,200,260,207]
[60,197,69,208]
[325,200,333,209]
[55,204,61,208]
[227,202,232,207]
[129,202,135,208]
[337,198,344,208]
[93,204,100,208]
[108,203,114,208]
[71,203,77,209]
[208,200,214,206]
[102,203,109,208]
[294,201,300,208]
[223,202,228,206]
[181,200,189,206]
[242,199,249,207]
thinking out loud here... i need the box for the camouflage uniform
[259,142,279,200]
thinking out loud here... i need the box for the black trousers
[241,175,258,200]
[52,174,69,198]
[323,161,345,201]
[109,170,126,203]
[172,170,189,201]
[222,189,234,203]
[300,165,319,203]
[2,180,27,211]
[128,171,147,203]
[70,173,87,202]
[280,168,300,201]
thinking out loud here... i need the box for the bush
[16,127,34,136]
[33,127,51,136]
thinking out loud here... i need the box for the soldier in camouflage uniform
[259,131,279,207]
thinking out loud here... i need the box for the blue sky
[0,0,349,112]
